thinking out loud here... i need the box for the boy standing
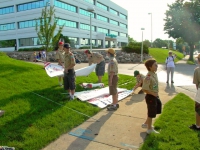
[106,48,119,111]
[55,41,65,86]
[63,43,76,100]
[189,54,200,131]
[142,58,162,134]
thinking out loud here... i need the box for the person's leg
[196,112,200,127]
[166,67,170,83]
[98,76,102,83]
[147,117,153,130]
[58,76,62,86]
[171,67,175,83]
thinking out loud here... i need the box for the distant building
[0,0,128,51]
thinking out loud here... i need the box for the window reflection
[0,23,15,31]
[54,0,77,13]
[0,6,14,15]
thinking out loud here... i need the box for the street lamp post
[87,7,95,52]
[148,13,152,47]
[141,28,145,62]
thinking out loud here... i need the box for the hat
[168,51,172,54]
[106,48,115,55]
[134,70,140,77]
[84,49,91,54]
[58,41,64,45]
[64,43,70,48]
[196,54,200,58]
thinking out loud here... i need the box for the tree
[54,34,70,50]
[153,38,167,48]
[35,4,64,53]
[128,35,137,43]
[164,0,200,61]
[143,39,151,47]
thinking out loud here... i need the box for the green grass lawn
[149,48,184,64]
[0,52,135,150]
[140,93,200,150]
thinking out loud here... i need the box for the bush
[18,47,44,51]
[122,44,149,54]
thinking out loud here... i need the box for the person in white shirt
[165,51,176,83]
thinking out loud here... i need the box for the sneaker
[0,110,5,117]
[166,81,169,83]
[189,124,200,131]
[171,81,174,83]
[70,96,74,100]
[146,129,159,134]
[107,104,119,108]
[0,146,15,150]
[107,104,118,111]
[141,123,154,128]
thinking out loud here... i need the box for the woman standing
[165,51,176,83]
[84,50,105,83]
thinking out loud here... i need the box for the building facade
[0,0,128,51]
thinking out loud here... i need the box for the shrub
[122,43,149,54]
[18,47,44,51]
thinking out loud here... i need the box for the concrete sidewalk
[42,82,195,150]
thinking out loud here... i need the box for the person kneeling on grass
[132,70,145,94]
[142,58,162,134]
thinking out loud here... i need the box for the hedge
[122,44,149,54]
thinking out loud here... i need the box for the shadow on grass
[0,85,78,147]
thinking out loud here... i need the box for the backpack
[167,56,174,61]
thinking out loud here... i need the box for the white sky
[111,0,176,42]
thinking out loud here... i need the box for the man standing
[106,48,119,111]
[84,50,105,83]
[189,54,200,131]
[55,41,65,86]
[63,43,76,100]
[133,70,145,94]
[165,51,176,83]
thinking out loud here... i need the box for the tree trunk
[189,43,194,61]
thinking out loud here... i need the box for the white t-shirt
[165,56,176,67]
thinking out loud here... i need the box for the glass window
[96,2,108,11]
[32,2,36,9]
[97,27,108,34]
[110,8,118,15]
[120,33,127,37]
[79,8,94,18]
[0,6,14,15]
[0,9,2,14]
[84,0,94,4]
[0,23,15,31]
[110,30,118,36]
[110,19,118,26]
[19,37,41,46]
[57,19,77,28]
[54,0,77,13]
[120,23,127,28]
[97,15,108,22]
[120,13,127,19]
[80,23,95,31]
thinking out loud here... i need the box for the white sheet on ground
[44,62,96,77]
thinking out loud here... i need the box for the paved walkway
[32,55,197,150]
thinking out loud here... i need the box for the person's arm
[142,75,158,97]
[142,89,158,97]
[109,72,114,86]
[65,54,76,73]
[108,60,116,86]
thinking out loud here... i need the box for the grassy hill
[148,48,184,64]
[0,52,134,149]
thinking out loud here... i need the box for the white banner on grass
[74,87,128,101]
[44,62,96,77]
[88,90,132,108]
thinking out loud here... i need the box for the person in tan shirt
[189,54,200,131]
[63,43,76,100]
[55,41,65,86]
[84,50,105,83]
[142,58,162,134]
[105,48,119,111]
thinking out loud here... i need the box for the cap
[58,41,64,45]
[134,70,140,77]
[196,54,200,58]
[64,43,70,48]
[84,49,91,54]
[106,48,115,55]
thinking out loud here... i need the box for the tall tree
[143,39,151,47]
[128,35,137,43]
[35,4,64,52]
[164,0,200,61]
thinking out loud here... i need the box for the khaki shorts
[109,75,118,95]
[195,102,200,115]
